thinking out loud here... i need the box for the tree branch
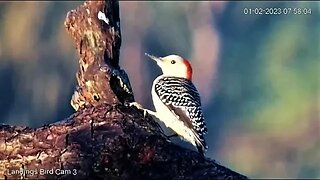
[0,104,247,179]
[65,0,134,110]
[0,1,248,179]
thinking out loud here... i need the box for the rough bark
[0,104,247,179]
[0,1,248,179]
[66,0,134,110]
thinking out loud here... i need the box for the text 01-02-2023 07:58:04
[243,7,312,15]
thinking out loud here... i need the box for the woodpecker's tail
[195,135,207,156]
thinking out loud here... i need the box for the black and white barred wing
[154,77,208,148]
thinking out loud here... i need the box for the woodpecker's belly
[151,82,197,147]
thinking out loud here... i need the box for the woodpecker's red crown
[145,53,193,80]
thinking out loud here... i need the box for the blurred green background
[0,1,319,178]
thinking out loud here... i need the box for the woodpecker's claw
[142,109,148,118]
[129,102,143,109]
[129,102,148,117]
[129,102,158,118]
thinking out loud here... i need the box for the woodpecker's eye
[171,60,176,64]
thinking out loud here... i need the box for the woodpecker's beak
[145,53,162,64]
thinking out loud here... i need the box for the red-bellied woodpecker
[140,53,208,155]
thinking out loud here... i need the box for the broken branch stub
[64,0,134,111]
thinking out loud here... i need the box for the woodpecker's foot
[129,102,152,117]
[167,133,179,138]
[129,101,144,109]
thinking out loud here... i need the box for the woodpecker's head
[145,53,193,80]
